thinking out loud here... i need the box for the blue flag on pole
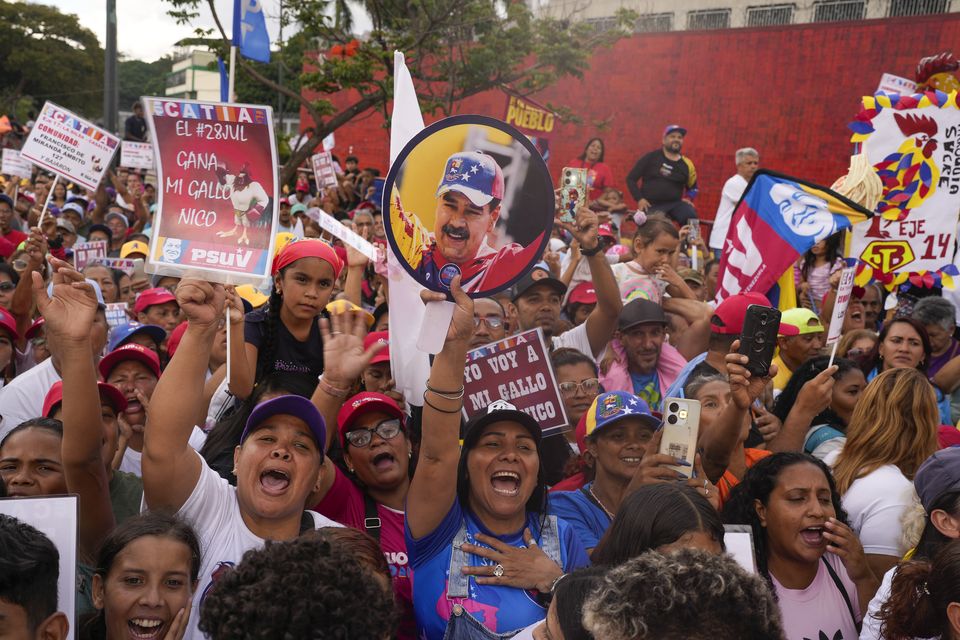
[217,57,229,102]
[232,0,271,63]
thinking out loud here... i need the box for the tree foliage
[166,0,635,184]
[118,56,175,111]
[0,2,103,119]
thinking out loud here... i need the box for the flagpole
[228,45,237,102]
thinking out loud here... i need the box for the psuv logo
[191,248,254,268]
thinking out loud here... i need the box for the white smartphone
[659,397,701,478]
[723,525,757,574]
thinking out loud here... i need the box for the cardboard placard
[0,495,78,639]
[20,101,119,191]
[72,240,108,270]
[311,151,339,189]
[876,73,917,95]
[105,302,130,328]
[826,265,856,346]
[120,140,155,170]
[1,148,32,179]
[100,257,136,276]
[316,209,379,262]
[143,97,278,285]
[462,328,569,436]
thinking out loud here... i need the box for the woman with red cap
[229,239,344,400]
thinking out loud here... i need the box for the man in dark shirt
[124,101,147,142]
[626,125,699,225]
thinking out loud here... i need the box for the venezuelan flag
[715,170,874,305]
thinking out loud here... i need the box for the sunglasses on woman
[345,418,403,448]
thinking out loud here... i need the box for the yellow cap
[120,240,149,259]
[235,284,269,309]
[274,232,296,255]
[325,299,375,328]
[780,307,825,336]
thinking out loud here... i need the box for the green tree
[0,2,103,119]
[167,0,634,185]
[118,56,175,110]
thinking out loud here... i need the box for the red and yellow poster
[144,98,278,284]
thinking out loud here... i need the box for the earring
[232,467,238,475]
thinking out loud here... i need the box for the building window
[889,0,949,15]
[634,12,673,32]
[167,70,187,88]
[746,4,794,26]
[585,16,619,32]
[687,8,731,29]
[813,0,866,21]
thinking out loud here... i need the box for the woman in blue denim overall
[405,280,590,640]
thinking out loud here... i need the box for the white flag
[387,51,430,408]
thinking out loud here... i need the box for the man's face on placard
[433,191,499,264]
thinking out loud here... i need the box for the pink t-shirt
[771,554,861,640]
[314,466,415,640]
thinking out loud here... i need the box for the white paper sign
[877,73,917,96]
[20,101,119,191]
[826,265,856,346]
[1,149,32,179]
[120,140,155,170]
[105,301,130,328]
[311,151,339,189]
[72,240,108,270]
[322,132,335,151]
[0,495,78,639]
[316,209,379,262]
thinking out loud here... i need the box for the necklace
[588,485,615,520]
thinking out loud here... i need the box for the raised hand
[33,257,98,345]
[175,278,225,330]
[725,340,777,411]
[224,286,245,326]
[419,275,474,345]
[319,309,384,388]
[570,208,599,251]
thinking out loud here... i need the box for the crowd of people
[1,123,960,640]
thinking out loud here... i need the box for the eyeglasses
[345,418,403,448]
[558,378,600,397]
[473,315,504,329]
[0,282,15,292]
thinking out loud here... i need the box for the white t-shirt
[277,218,305,239]
[709,174,748,250]
[205,378,234,429]
[824,450,917,557]
[0,359,60,442]
[552,322,599,361]
[120,426,207,476]
[164,453,342,639]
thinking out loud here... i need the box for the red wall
[302,13,960,221]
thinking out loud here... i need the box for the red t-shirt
[567,159,615,201]
[313,466,416,640]
[2,229,28,248]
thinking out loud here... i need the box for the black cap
[511,266,567,302]
[462,399,542,449]
[618,299,667,332]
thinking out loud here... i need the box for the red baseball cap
[134,287,177,314]
[598,223,615,239]
[42,380,128,418]
[98,343,162,380]
[567,282,597,305]
[711,293,798,336]
[166,321,188,358]
[25,317,44,340]
[363,331,390,365]
[0,307,19,341]
[336,392,405,448]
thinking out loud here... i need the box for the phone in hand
[688,219,700,242]
[559,167,587,224]
[737,304,781,377]
[659,397,701,478]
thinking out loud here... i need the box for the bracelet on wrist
[423,391,463,414]
[317,375,350,398]
[425,383,465,400]
[579,242,602,257]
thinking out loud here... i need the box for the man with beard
[626,125,699,225]
[391,151,544,293]
[215,162,270,246]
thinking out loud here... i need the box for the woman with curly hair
[581,548,784,640]
[875,539,960,640]
[405,279,589,639]
[827,367,940,578]
[722,452,879,640]
[198,532,396,639]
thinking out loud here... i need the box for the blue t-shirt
[405,500,590,640]
[548,482,611,551]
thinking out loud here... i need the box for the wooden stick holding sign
[826,264,856,367]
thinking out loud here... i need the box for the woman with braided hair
[228,240,342,401]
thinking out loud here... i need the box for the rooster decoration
[875,113,939,219]
[917,52,960,93]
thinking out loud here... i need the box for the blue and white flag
[232,0,271,63]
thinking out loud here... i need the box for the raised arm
[661,297,713,360]
[142,278,224,512]
[11,229,47,344]
[574,209,622,359]
[766,366,837,453]
[406,277,474,539]
[35,258,114,558]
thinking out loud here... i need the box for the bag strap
[363,492,382,543]
[579,487,606,514]
[299,511,314,535]
[821,556,859,631]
